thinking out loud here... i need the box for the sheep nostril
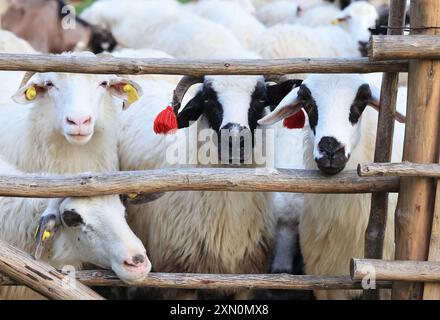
[66,116,92,127]
[132,254,146,265]
[124,254,146,268]
[82,116,92,125]
[66,117,76,126]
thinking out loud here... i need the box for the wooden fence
[1,0,440,301]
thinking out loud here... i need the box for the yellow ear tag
[34,225,40,239]
[25,86,37,101]
[331,18,340,25]
[42,230,52,241]
[123,84,139,105]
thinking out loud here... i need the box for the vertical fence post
[423,173,440,299]
[364,0,407,300]
[393,0,440,300]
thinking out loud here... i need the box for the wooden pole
[369,35,440,61]
[0,169,399,198]
[393,0,440,300]
[359,162,440,178]
[351,259,440,282]
[423,177,440,299]
[0,240,103,300]
[364,0,407,300]
[1,270,393,291]
[0,54,408,75]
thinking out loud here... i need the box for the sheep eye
[45,81,54,88]
[100,81,109,87]
[61,210,84,228]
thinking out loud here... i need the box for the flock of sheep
[0,0,410,300]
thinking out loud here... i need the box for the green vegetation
[74,0,96,14]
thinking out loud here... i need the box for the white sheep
[254,24,361,67]
[259,74,406,300]
[254,2,378,60]
[190,0,266,49]
[0,52,142,175]
[0,51,143,242]
[0,29,37,54]
[253,0,328,11]
[297,1,379,47]
[198,0,257,15]
[111,48,182,84]
[0,157,150,300]
[118,49,300,298]
[256,1,303,27]
[80,0,245,59]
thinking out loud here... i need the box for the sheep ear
[108,78,143,110]
[267,79,303,110]
[368,85,406,123]
[332,14,351,25]
[177,92,204,129]
[259,87,302,126]
[12,78,46,105]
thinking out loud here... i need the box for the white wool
[254,24,360,68]
[0,30,38,100]
[252,0,328,11]
[0,29,37,54]
[198,0,257,15]
[81,0,245,59]
[111,48,182,84]
[191,0,266,49]
[256,1,302,26]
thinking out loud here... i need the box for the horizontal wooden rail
[0,240,103,300]
[359,162,440,178]
[351,259,440,282]
[369,35,440,61]
[0,54,408,75]
[1,270,392,290]
[0,169,399,198]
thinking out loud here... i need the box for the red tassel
[283,109,306,129]
[153,106,179,135]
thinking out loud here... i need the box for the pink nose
[124,254,147,267]
[66,116,92,127]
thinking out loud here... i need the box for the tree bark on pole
[392,0,440,300]
[364,0,407,300]
[423,175,440,299]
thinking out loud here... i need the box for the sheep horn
[264,75,290,84]
[172,76,204,114]
[19,71,36,89]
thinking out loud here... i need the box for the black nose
[219,123,252,163]
[132,254,146,265]
[316,137,348,175]
[358,41,369,57]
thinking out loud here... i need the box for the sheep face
[259,74,379,175]
[12,73,142,146]
[333,2,379,56]
[51,196,151,284]
[178,75,298,163]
